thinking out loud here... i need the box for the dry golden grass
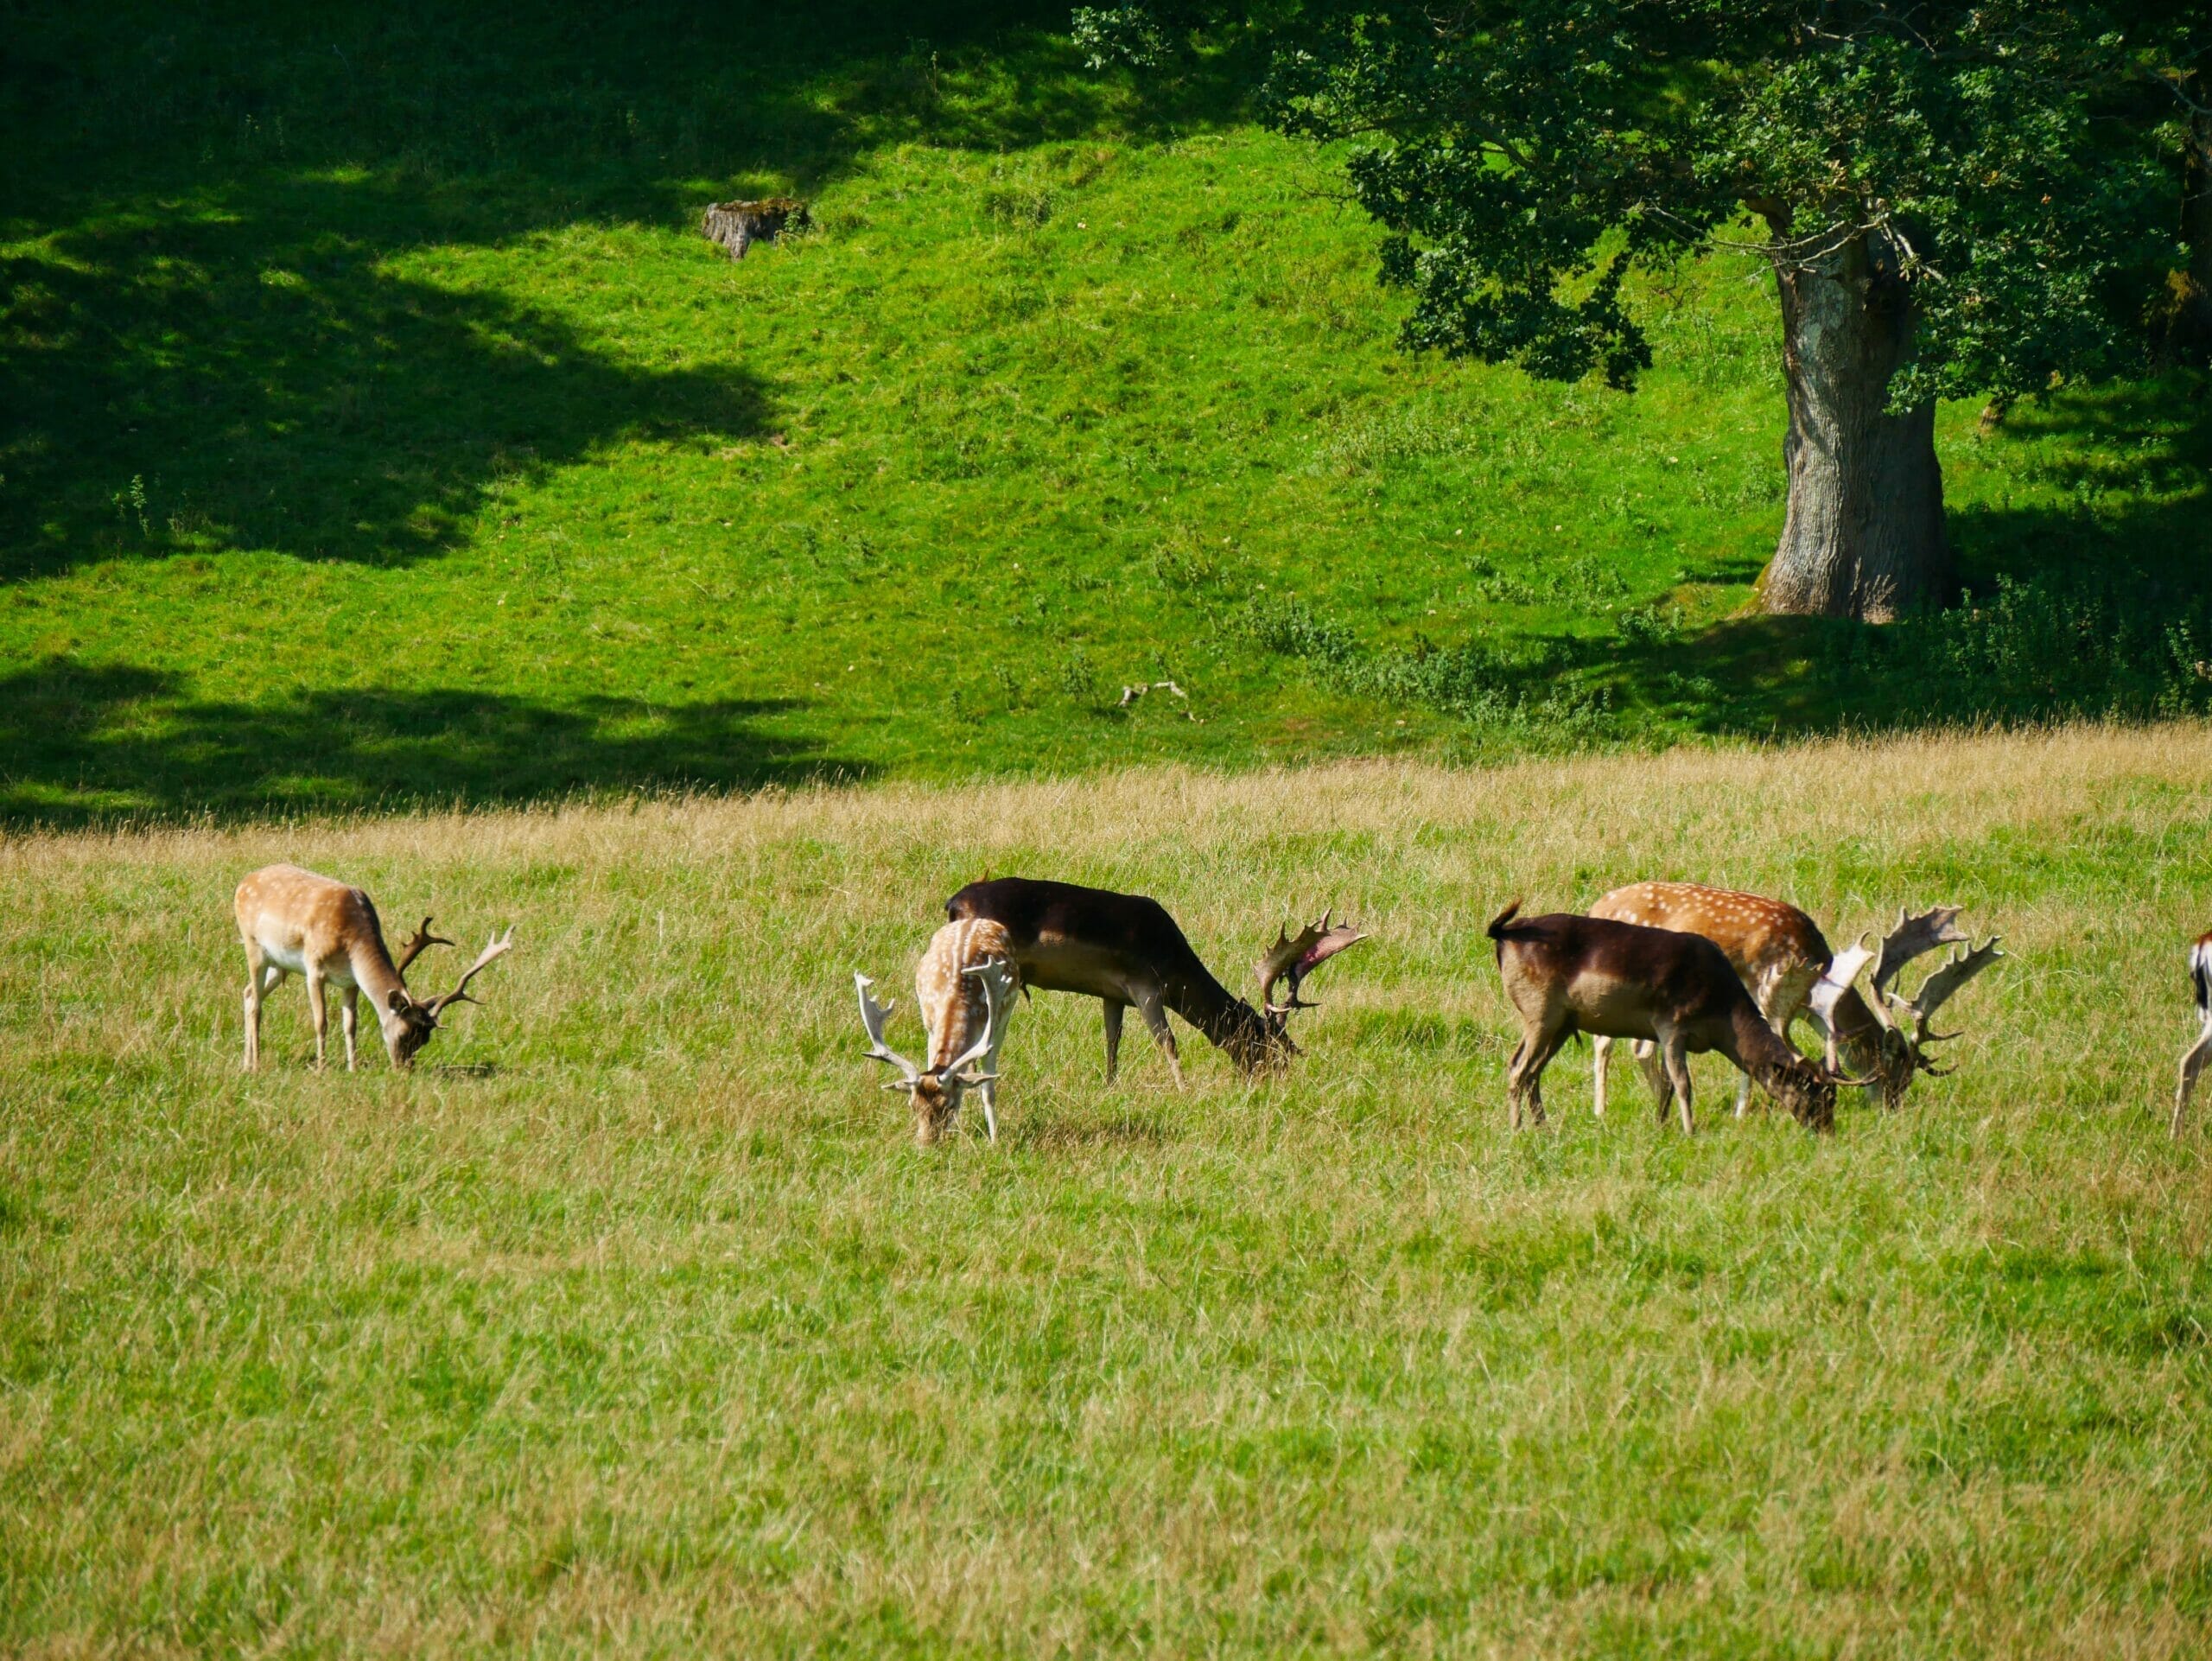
[4,723,2212,1656]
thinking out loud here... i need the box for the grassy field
[4,3,2209,825]
[5,724,2212,1654]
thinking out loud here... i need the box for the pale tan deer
[1588,883,1999,1117]
[856,916,1020,1145]
[2176,932,2212,1138]
[236,864,514,1072]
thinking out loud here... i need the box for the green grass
[4,725,2211,1653]
[4,3,2209,825]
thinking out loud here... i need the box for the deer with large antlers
[942,877,1364,1083]
[1588,884,2002,1117]
[856,917,1020,1144]
[235,864,514,1072]
[1488,901,1846,1133]
[2172,932,2212,1138]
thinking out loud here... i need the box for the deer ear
[386,989,410,1014]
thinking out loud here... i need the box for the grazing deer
[236,864,514,1072]
[943,877,1364,1082]
[1487,901,1843,1133]
[2176,932,2212,1138]
[1588,884,2001,1117]
[856,917,1020,1144]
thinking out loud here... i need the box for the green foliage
[1261,3,2196,407]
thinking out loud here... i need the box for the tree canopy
[1257,3,2196,400]
[1081,2,2203,617]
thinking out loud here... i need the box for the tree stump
[701,198,810,260]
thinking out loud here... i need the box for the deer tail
[2193,939,2210,1020]
[1486,900,1526,939]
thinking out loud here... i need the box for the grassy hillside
[4,725,2211,1652]
[4,3,2209,825]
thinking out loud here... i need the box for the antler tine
[392,915,454,981]
[1870,906,1967,1001]
[855,972,924,1086]
[423,926,515,1017]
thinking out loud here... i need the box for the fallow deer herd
[230,861,2203,1149]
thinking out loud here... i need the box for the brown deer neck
[349,936,409,1008]
[1730,1001,1807,1090]
[1170,971,1277,1069]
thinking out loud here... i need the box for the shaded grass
[3,726,2212,1652]
[4,4,2208,824]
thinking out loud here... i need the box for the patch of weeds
[1229,595,1609,740]
[1463,552,1629,611]
[1615,603,1684,647]
[1059,648,1101,706]
[1828,570,2212,724]
[982,185,1055,228]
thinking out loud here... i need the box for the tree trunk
[1758,232,1950,622]
[2184,103,2212,340]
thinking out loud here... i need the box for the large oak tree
[1093,3,2199,620]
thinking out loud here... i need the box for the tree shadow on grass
[2,2,1251,580]
[0,659,868,830]
[1,184,777,576]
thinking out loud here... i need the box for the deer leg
[242,947,270,1072]
[1630,1039,1668,1105]
[2176,1024,2212,1139]
[304,970,329,1070]
[1136,991,1183,1089]
[1103,999,1126,1083]
[1510,1021,1569,1130]
[1505,1034,1529,1130]
[1656,1030,1695,1134]
[1592,1035,1611,1118]
[340,985,359,1072]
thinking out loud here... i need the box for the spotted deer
[2176,932,2212,1138]
[856,917,1020,1145]
[236,864,514,1072]
[1588,882,2000,1117]
[943,877,1364,1083]
[1488,901,1846,1133]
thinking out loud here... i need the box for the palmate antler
[1870,906,1967,1004]
[855,972,925,1089]
[421,927,516,1018]
[1809,907,2002,1075]
[1889,938,2005,1062]
[1256,910,1368,1017]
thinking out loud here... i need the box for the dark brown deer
[1487,901,1841,1133]
[944,877,1363,1082]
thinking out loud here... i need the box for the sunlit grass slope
[4,3,2208,824]
[4,724,2211,1653]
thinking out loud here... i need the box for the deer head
[1224,912,1366,1070]
[1808,907,2001,1104]
[382,927,515,1065]
[855,961,1015,1145]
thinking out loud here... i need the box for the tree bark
[1758,232,1950,622]
[2184,103,2212,339]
